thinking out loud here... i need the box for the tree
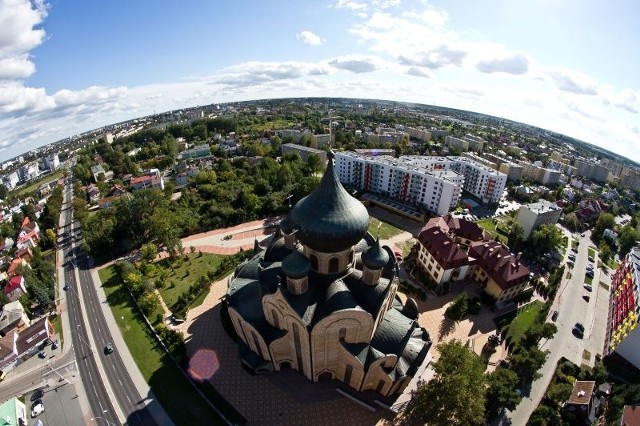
[528,404,561,426]
[509,346,548,385]
[140,243,158,263]
[445,292,469,320]
[485,367,521,420]
[618,225,639,255]
[531,224,563,254]
[405,340,486,425]
[508,222,525,252]
[0,183,8,200]
[599,240,613,264]
[593,212,615,242]
[547,382,572,406]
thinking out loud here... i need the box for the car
[575,322,585,332]
[52,340,59,350]
[551,310,559,321]
[571,247,578,253]
[588,256,595,262]
[104,343,114,354]
[586,271,594,278]
[30,388,44,402]
[568,253,576,260]
[31,400,44,418]
[573,326,584,338]
[37,350,46,359]
[0,370,5,381]
[584,285,593,292]
[581,233,585,237]
[583,294,590,302]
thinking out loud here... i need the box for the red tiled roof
[622,405,640,426]
[418,226,469,270]
[4,275,24,295]
[468,241,530,290]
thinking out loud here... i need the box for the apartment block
[498,162,524,182]
[448,156,507,203]
[310,134,331,149]
[604,247,640,370]
[334,152,462,216]
[282,143,327,163]
[574,159,611,183]
[515,199,563,239]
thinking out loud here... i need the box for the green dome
[290,152,369,253]
[279,215,295,234]
[282,251,311,279]
[361,239,389,270]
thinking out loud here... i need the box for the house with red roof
[6,258,26,277]
[130,172,164,191]
[3,275,26,302]
[468,241,531,303]
[16,218,40,250]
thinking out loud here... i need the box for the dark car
[575,322,585,332]
[573,326,584,338]
[588,256,595,262]
[31,388,44,402]
[38,350,46,359]
[551,310,559,321]
[104,343,114,354]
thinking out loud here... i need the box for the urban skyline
[1,0,638,162]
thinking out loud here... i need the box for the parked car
[38,350,46,359]
[583,294,590,302]
[573,326,584,338]
[551,310,559,321]
[30,388,44,402]
[575,322,585,332]
[584,285,593,292]
[31,400,44,418]
[588,256,595,262]
[568,253,576,260]
[586,270,594,278]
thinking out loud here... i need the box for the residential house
[87,184,101,204]
[111,184,126,196]
[91,164,105,182]
[16,316,54,360]
[0,397,27,425]
[0,331,18,371]
[515,199,563,239]
[468,241,531,303]
[564,381,596,422]
[6,258,26,277]
[175,173,189,186]
[0,237,14,253]
[4,275,27,302]
[0,300,30,335]
[14,247,33,262]
[16,217,40,250]
[621,405,640,425]
[130,171,164,191]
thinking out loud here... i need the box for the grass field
[149,252,224,309]
[505,301,546,347]
[476,218,497,237]
[588,247,596,258]
[99,266,231,425]
[13,170,66,197]
[368,217,404,240]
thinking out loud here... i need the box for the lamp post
[72,324,93,355]
[91,416,117,426]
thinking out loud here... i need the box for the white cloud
[611,89,639,114]
[296,30,323,46]
[476,53,529,75]
[546,68,599,95]
[0,0,48,81]
[333,0,367,11]
[328,55,381,73]
[405,66,430,78]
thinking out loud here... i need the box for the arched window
[339,327,347,342]
[348,250,354,264]
[310,253,319,270]
[271,309,280,328]
[329,257,339,273]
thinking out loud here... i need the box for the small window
[329,257,339,273]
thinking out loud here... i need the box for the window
[344,364,353,384]
[310,254,319,270]
[329,257,339,273]
[339,328,347,342]
[272,310,280,328]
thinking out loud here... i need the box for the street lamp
[91,416,117,426]
[72,324,93,355]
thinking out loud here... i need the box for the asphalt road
[505,229,610,424]
[61,178,121,425]
[64,177,153,425]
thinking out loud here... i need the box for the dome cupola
[362,238,389,271]
[289,151,369,253]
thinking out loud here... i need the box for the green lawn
[150,252,224,309]
[572,240,579,250]
[560,236,568,249]
[476,218,497,237]
[588,247,596,258]
[12,170,66,197]
[505,301,546,347]
[98,266,232,425]
[368,217,404,240]
[585,276,593,285]
[606,258,619,270]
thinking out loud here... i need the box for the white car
[31,400,44,417]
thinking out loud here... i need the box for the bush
[446,293,469,320]
[468,297,482,315]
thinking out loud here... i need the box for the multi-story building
[282,143,327,163]
[2,171,19,190]
[463,134,485,153]
[310,134,331,149]
[448,156,507,203]
[467,241,531,303]
[574,159,611,183]
[498,162,524,182]
[334,152,462,216]
[604,247,640,370]
[130,170,164,191]
[515,200,563,239]
[18,162,39,182]
[416,215,487,286]
[405,127,432,142]
[521,162,561,186]
[180,144,211,160]
[44,153,59,171]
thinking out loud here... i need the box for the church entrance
[318,371,333,382]
[279,361,292,369]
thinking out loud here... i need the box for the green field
[150,252,224,309]
[504,301,546,347]
[98,266,231,425]
[476,218,497,237]
[368,217,404,240]
[588,247,596,258]
[12,170,66,197]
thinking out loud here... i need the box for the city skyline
[0,0,638,162]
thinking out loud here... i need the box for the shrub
[446,293,469,320]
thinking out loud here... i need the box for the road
[60,177,122,425]
[505,229,611,424]
[63,176,156,425]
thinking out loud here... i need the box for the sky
[1,0,639,163]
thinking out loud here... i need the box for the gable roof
[417,226,469,270]
[4,275,24,295]
[468,241,530,290]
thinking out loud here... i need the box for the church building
[224,152,431,397]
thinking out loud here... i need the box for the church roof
[281,250,311,279]
[362,238,390,270]
[289,151,369,253]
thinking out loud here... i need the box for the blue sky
[1,0,639,163]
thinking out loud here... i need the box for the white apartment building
[448,157,507,203]
[334,152,463,216]
[515,199,563,239]
[44,153,59,171]
[2,171,20,190]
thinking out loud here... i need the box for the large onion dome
[281,250,311,279]
[361,238,389,270]
[290,151,369,253]
[279,215,295,234]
